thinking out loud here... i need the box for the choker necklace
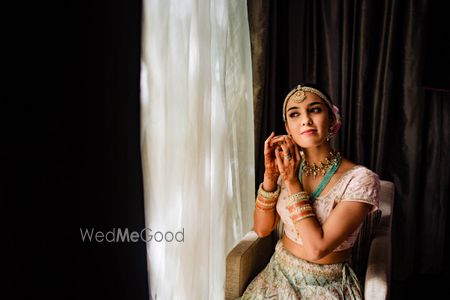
[301,151,341,178]
[299,151,342,203]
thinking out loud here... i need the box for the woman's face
[284,92,333,149]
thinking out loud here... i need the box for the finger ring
[283,154,292,161]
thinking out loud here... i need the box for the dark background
[4,0,449,299]
[5,1,149,300]
[249,0,450,299]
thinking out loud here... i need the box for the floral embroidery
[239,241,362,299]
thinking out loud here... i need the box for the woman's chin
[295,138,327,149]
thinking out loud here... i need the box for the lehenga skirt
[239,240,362,300]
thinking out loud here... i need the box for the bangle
[286,191,309,206]
[287,204,313,214]
[256,195,276,206]
[292,212,316,223]
[256,195,277,210]
[286,200,310,212]
[285,191,316,223]
[258,183,280,200]
[290,207,315,223]
[255,202,276,212]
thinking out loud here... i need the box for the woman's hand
[274,135,302,194]
[263,132,289,191]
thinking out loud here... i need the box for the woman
[240,84,380,299]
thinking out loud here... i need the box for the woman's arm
[253,206,280,237]
[252,133,285,237]
[297,201,371,261]
[289,181,371,261]
[252,175,281,237]
[276,136,375,261]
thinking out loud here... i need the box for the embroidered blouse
[276,165,380,251]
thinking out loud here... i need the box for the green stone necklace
[298,151,342,204]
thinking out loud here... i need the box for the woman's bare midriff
[282,234,352,265]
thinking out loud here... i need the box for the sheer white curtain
[140,0,254,298]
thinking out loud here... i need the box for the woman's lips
[301,129,317,135]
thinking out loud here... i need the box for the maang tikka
[282,85,333,122]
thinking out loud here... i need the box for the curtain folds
[141,0,254,298]
[249,0,450,280]
[247,0,270,171]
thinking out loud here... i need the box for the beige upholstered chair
[226,180,394,300]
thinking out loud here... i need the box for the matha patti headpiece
[282,85,334,122]
[282,84,342,137]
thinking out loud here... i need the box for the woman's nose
[301,114,312,126]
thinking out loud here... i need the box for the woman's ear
[285,122,291,136]
[329,114,337,128]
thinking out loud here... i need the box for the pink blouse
[276,165,380,251]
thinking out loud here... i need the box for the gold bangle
[289,208,314,220]
[258,183,281,199]
[255,202,276,212]
[256,202,276,210]
[292,213,316,223]
[286,191,310,206]
[255,200,276,212]
[298,213,316,221]
[286,200,311,210]
[256,195,277,205]
[287,205,313,215]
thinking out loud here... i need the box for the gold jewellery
[255,183,280,212]
[301,151,341,178]
[282,85,333,122]
[290,89,307,102]
[286,191,316,223]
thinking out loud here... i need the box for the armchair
[226,180,394,300]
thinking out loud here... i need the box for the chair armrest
[379,181,394,229]
[225,231,274,300]
[364,230,391,300]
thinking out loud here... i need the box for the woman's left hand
[274,136,302,193]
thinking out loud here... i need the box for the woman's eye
[310,107,322,113]
[289,112,299,118]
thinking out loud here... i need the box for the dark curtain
[248,0,450,291]
[6,1,150,300]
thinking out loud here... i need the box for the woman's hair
[282,83,341,136]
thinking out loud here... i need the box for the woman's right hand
[263,132,285,191]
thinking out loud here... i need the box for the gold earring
[326,127,333,142]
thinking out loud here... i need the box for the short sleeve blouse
[276,165,380,251]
